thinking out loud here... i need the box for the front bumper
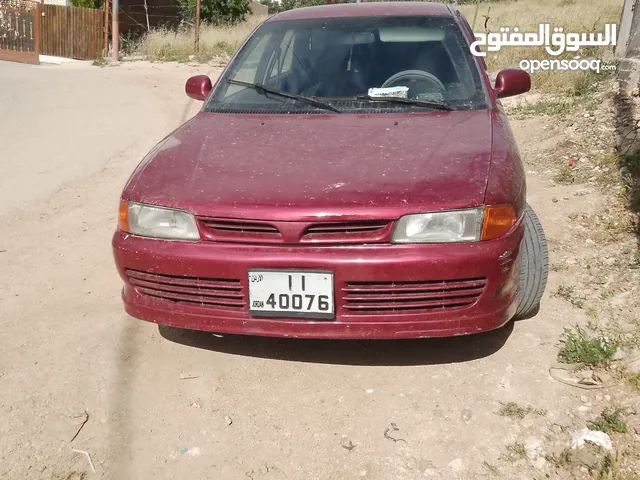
[112,222,523,339]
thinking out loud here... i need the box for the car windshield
[204,14,489,114]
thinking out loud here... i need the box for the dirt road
[0,60,629,479]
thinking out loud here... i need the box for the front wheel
[514,205,549,319]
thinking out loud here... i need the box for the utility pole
[194,0,201,55]
[112,0,119,61]
[103,0,109,56]
[143,0,150,32]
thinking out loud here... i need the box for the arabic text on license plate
[248,270,334,319]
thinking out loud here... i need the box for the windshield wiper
[356,94,454,111]
[227,79,341,113]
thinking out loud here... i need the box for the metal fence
[0,0,40,64]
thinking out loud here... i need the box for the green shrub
[587,409,627,434]
[178,0,250,25]
[70,0,104,8]
[557,326,618,366]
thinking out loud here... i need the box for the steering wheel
[381,70,445,97]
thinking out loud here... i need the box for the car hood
[126,111,493,221]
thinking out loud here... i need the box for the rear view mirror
[186,75,213,101]
[493,68,531,99]
[378,26,445,43]
[334,31,375,45]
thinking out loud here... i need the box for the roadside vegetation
[502,442,526,462]
[588,408,628,434]
[129,17,265,63]
[497,402,547,419]
[557,325,618,367]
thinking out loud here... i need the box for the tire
[514,205,549,319]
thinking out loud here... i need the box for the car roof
[268,2,454,22]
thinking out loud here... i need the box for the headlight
[118,200,200,241]
[392,207,484,243]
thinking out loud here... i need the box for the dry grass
[458,0,622,93]
[132,16,266,63]
[497,401,547,419]
[627,372,640,391]
[502,442,527,462]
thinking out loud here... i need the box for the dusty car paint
[112,2,531,339]
[123,111,495,220]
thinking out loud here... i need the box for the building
[249,1,268,16]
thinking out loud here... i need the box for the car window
[266,29,295,82]
[206,15,490,114]
[226,32,274,96]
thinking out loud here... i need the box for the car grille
[301,221,390,241]
[342,278,486,314]
[126,269,245,309]
[200,218,280,235]
[197,217,392,244]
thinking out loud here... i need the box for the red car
[112,2,548,339]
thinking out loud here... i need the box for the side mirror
[186,75,213,101]
[493,68,531,99]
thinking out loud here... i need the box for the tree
[259,0,350,14]
[280,0,323,10]
[70,0,104,8]
[178,0,251,25]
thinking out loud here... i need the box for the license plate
[248,270,334,319]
